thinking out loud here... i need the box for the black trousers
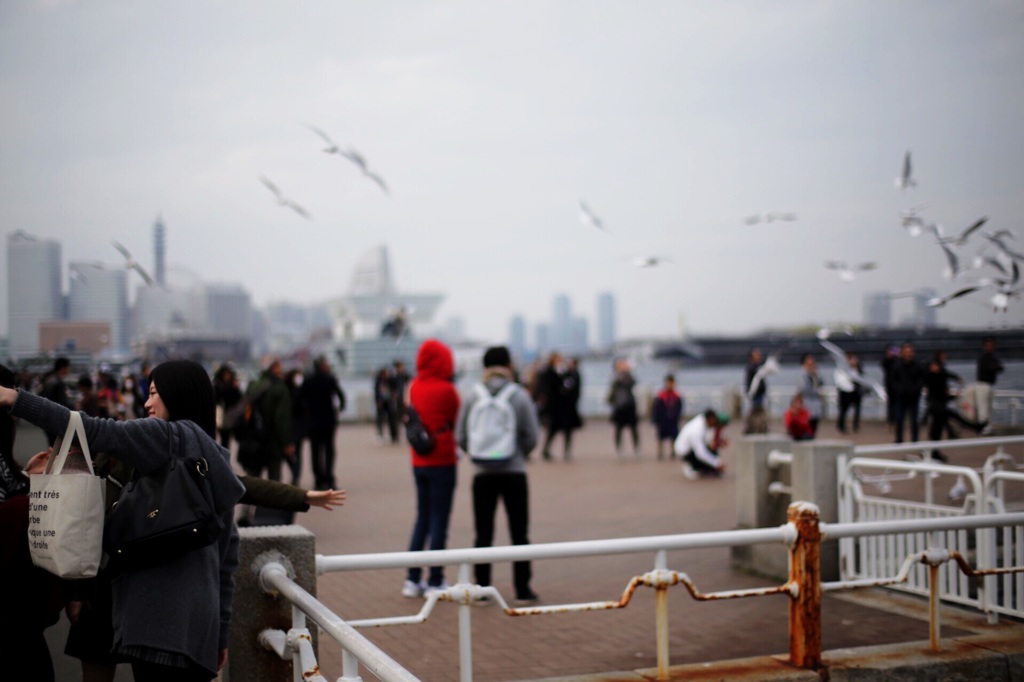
[309,426,338,489]
[472,472,532,595]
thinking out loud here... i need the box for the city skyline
[2,3,1023,344]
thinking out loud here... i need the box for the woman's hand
[305,488,347,510]
[0,386,17,408]
[24,450,50,475]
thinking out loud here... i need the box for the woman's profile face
[145,384,170,420]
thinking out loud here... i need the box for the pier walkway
[39,415,1024,681]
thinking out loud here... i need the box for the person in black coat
[890,342,925,443]
[300,356,346,490]
[923,350,986,461]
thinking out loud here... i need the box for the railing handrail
[316,512,1024,575]
[852,435,1024,457]
[259,561,420,682]
[316,526,793,574]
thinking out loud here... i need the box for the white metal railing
[258,559,420,682]
[838,435,1024,622]
[293,510,1024,682]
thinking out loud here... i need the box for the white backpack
[467,382,519,463]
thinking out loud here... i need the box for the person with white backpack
[456,346,540,604]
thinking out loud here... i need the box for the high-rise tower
[153,214,166,286]
[7,231,62,358]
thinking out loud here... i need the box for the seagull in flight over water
[112,241,155,286]
[259,175,313,220]
[896,149,917,190]
[306,125,389,195]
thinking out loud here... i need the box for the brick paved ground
[39,414,1024,681]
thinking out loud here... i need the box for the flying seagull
[578,201,606,231]
[112,240,155,286]
[895,149,917,190]
[745,349,782,401]
[632,256,672,268]
[939,217,988,247]
[926,286,981,308]
[305,124,342,155]
[819,338,887,400]
[259,175,313,220]
[981,230,1024,263]
[305,125,389,195]
[900,211,941,239]
[825,260,877,281]
[743,212,798,225]
[937,240,966,281]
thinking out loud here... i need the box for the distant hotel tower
[864,292,891,328]
[153,214,166,286]
[596,292,616,350]
[7,231,62,359]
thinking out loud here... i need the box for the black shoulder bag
[103,423,224,571]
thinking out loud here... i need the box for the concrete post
[227,525,317,682]
[732,434,793,579]
[790,439,852,581]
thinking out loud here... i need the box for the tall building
[596,292,616,350]
[508,314,526,361]
[68,261,129,354]
[153,214,166,286]
[864,292,892,328]
[552,294,572,348]
[913,289,938,328]
[7,231,62,358]
[206,284,253,339]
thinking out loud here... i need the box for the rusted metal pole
[928,562,941,651]
[654,550,670,681]
[788,502,822,670]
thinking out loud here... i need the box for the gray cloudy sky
[2,1,1023,343]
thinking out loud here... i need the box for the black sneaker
[514,589,539,604]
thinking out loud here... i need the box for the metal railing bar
[317,526,794,574]
[259,561,420,682]
[823,512,1024,540]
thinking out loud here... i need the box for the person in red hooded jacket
[401,339,461,598]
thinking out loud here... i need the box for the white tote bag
[28,411,105,578]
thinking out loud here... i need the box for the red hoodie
[408,339,460,467]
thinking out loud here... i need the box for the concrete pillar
[732,434,793,579]
[227,525,317,682]
[791,439,852,581]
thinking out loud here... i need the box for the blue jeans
[407,465,457,587]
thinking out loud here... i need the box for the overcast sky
[2,1,1023,344]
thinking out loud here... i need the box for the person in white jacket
[674,410,725,480]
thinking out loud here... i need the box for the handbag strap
[46,411,95,476]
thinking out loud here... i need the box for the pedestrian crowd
[0,335,1006,679]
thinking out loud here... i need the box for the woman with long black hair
[0,359,244,682]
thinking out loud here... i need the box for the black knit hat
[482,346,512,368]
[150,360,217,438]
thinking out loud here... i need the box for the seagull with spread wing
[938,217,988,247]
[631,255,672,268]
[743,211,798,225]
[926,286,982,308]
[819,338,887,400]
[825,260,877,281]
[305,125,389,195]
[896,149,917,190]
[259,175,313,220]
[578,200,606,231]
[112,240,155,286]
